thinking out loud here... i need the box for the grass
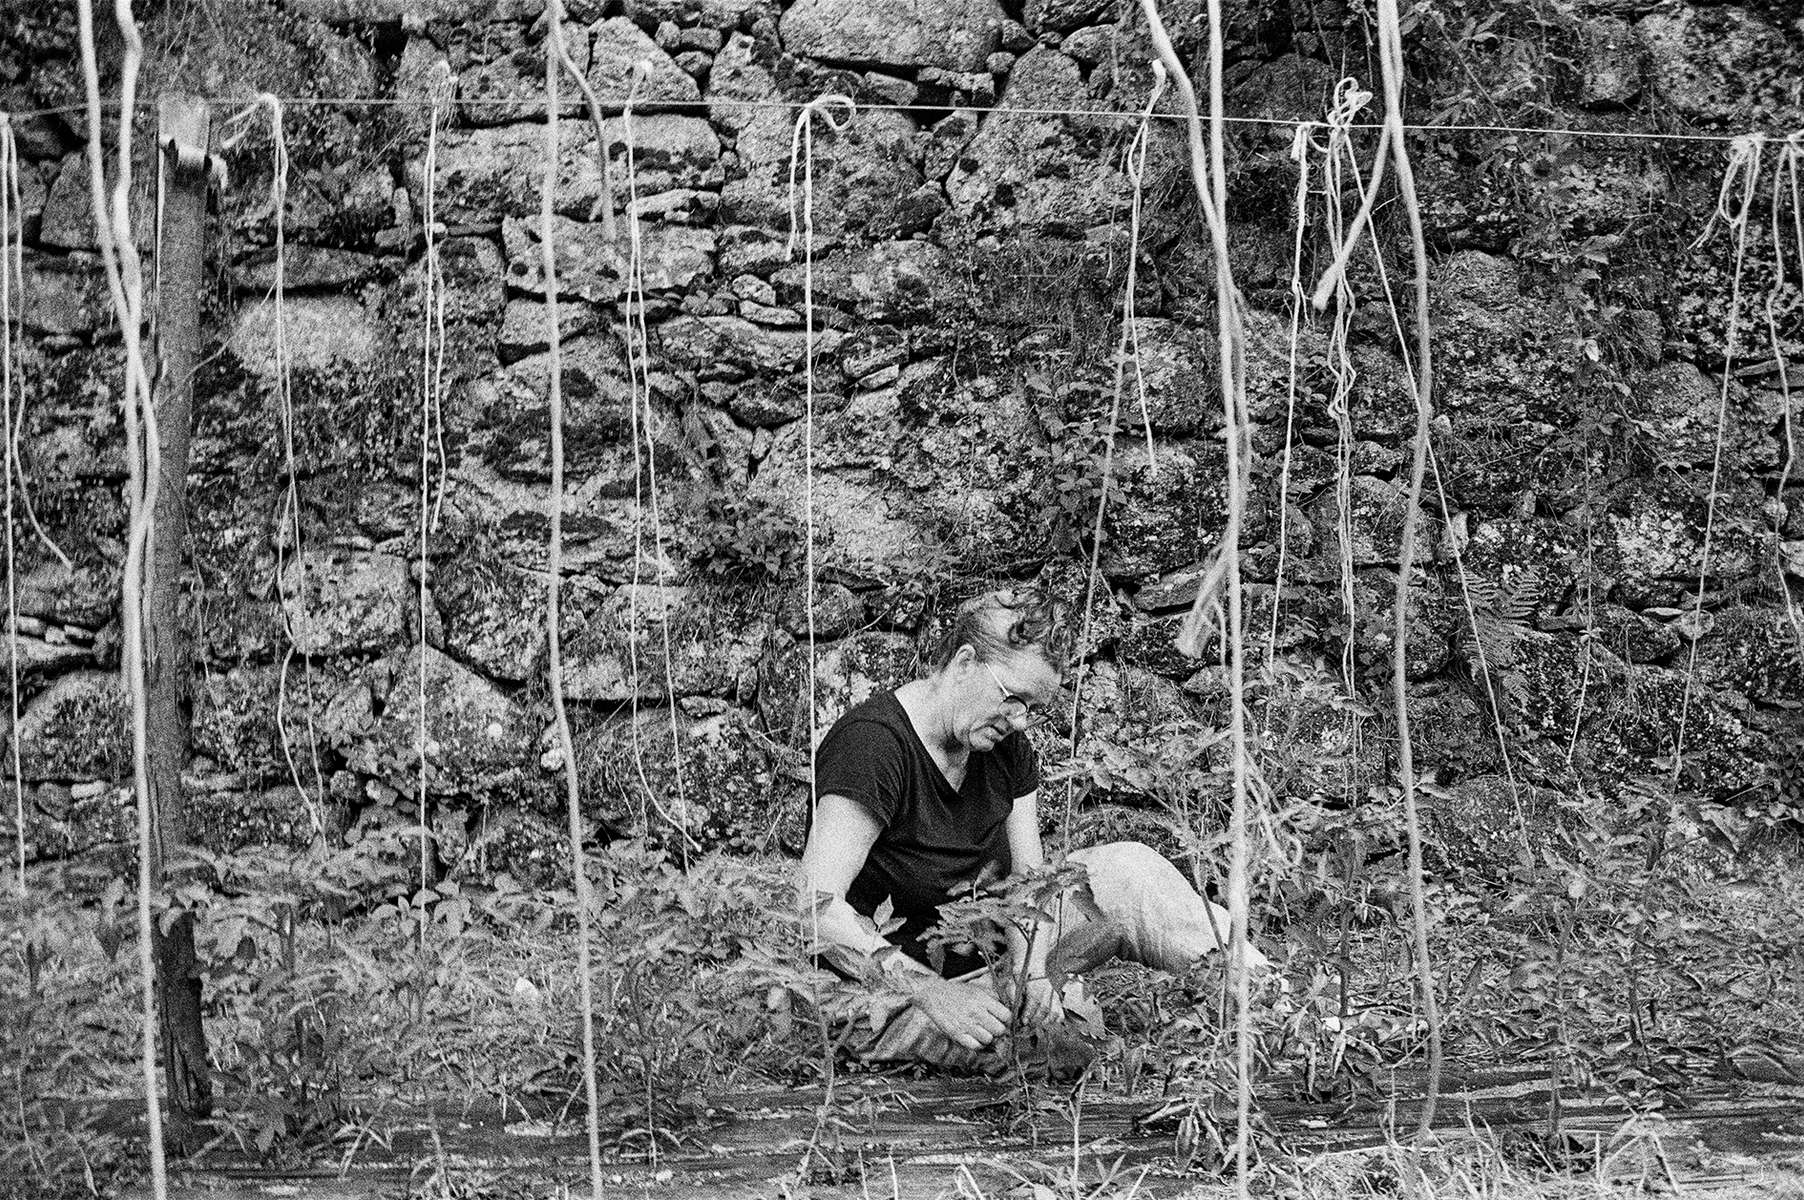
[6,813,1804,1199]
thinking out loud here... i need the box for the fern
[1452,566,1549,722]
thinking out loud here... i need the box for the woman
[800,587,1267,1068]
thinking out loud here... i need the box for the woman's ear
[951,643,977,669]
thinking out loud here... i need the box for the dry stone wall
[3,0,1802,885]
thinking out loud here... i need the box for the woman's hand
[1010,975,1064,1029]
[910,978,1012,1051]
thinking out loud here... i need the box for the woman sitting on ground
[799,586,1269,1069]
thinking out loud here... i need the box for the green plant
[691,494,808,584]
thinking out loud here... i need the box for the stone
[188,786,320,856]
[716,225,791,276]
[1058,26,1111,68]
[947,47,1145,235]
[278,550,410,656]
[678,27,725,53]
[572,704,788,851]
[561,584,771,701]
[13,671,129,783]
[748,427,933,572]
[2,162,48,242]
[1693,608,1804,708]
[1590,603,1682,665]
[433,558,556,682]
[778,581,865,639]
[838,326,908,379]
[191,662,349,781]
[657,315,845,387]
[1100,440,1228,582]
[1071,660,1199,768]
[1637,7,1801,129]
[1609,492,1761,595]
[918,68,996,106]
[706,33,781,140]
[428,116,719,225]
[622,0,770,31]
[779,0,1004,72]
[231,246,385,293]
[392,35,455,141]
[924,110,979,182]
[1626,362,1775,472]
[323,645,536,796]
[1426,776,1554,876]
[392,236,506,385]
[15,561,116,629]
[861,72,920,107]
[457,335,636,480]
[500,214,716,300]
[770,241,958,321]
[227,295,389,379]
[1023,0,1108,35]
[1126,317,1217,436]
[588,18,702,110]
[498,298,603,361]
[21,252,109,337]
[1134,563,1210,613]
[37,153,150,253]
[1578,17,1642,110]
[757,629,918,749]
[455,21,590,126]
[721,110,941,247]
[740,301,801,326]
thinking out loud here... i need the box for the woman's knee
[1070,841,1182,896]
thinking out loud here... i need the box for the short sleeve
[813,719,911,827]
[1001,731,1041,799]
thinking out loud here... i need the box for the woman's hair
[931,586,1070,670]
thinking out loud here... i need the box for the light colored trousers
[834,841,1261,1068]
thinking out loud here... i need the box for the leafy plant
[691,494,809,584]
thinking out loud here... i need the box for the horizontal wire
[2,94,1794,145]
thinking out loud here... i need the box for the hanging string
[538,4,605,1194]
[784,90,854,1150]
[1063,64,1167,842]
[1,117,23,893]
[1674,134,1766,780]
[1316,93,1365,829]
[1261,120,1317,726]
[617,64,702,859]
[784,90,854,826]
[624,66,697,867]
[0,121,68,580]
[75,0,167,1193]
[235,94,329,841]
[548,16,620,241]
[1328,121,1533,866]
[1765,135,1803,657]
[1139,0,1256,1184]
[1371,0,1445,1136]
[415,67,452,911]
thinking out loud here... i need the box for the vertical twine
[1064,67,1167,843]
[1675,136,1766,777]
[1372,0,1444,1136]
[75,0,167,1192]
[1,118,23,894]
[540,6,606,1194]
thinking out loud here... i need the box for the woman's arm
[799,793,1011,1050]
[798,794,908,978]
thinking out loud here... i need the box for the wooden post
[148,95,212,1126]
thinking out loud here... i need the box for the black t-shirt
[812,690,1041,977]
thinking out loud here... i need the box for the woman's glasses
[980,661,1051,730]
